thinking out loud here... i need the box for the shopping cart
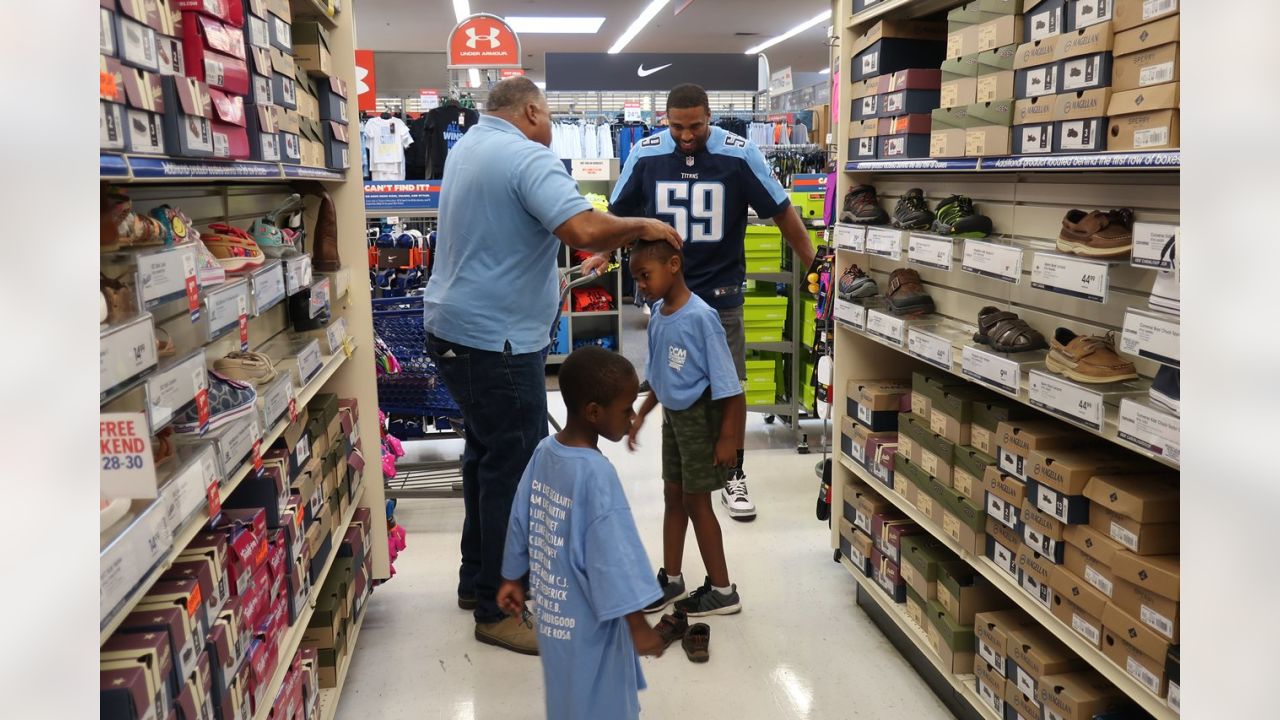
[376,263,614,497]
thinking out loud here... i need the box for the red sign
[355,49,377,113]
[448,14,522,69]
[499,68,525,78]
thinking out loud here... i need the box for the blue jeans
[426,333,548,623]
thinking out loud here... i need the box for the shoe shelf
[838,556,1002,720]
[845,151,1180,174]
[314,600,369,720]
[837,454,1178,720]
[101,153,346,183]
[250,481,366,720]
[845,0,961,29]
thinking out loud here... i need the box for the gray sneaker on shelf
[675,577,743,617]
[643,568,687,614]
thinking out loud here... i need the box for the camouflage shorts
[662,394,730,494]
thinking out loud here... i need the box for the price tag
[1131,222,1177,269]
[237,294,249,351]
[138,246,198,308]
[907,328,953,370]
[834,299,867,329]
[206,280,249,338]
[183,253,200,321]
[962,239,1023,284]
[1120,309,1180,366]
[907,234,953,271]
[866,309,906,347]
[865,227,902,260]
[144,352,206,430]
[961,345,1021,396]
[251,264,286,316]
[1031,253,1109,303]
[623,101,642,123]
[296,341,323,384]
[260,376,292,428]
[100,412,157,499]
[101,318,159,395]
[1029,369,1105,431]
[1117,398,1180,464]
[192,365,210,432]
[308,278,331,318]
[251,438,263,471]
[206,479,222,519]
[284,255,313,295]
[834,224,866,252]
[288,398,298,423]
[325,317,347,354]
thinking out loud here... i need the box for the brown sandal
[973,306,1047,353]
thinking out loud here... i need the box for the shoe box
[1083,473,1179,555]
[1110,551,1179,642]
[1007,623,1085,708]
[930,384,998,446]
[985,465,1027,533]
[910,368,968,420]
[872,512,926,566]
[899,412,956,485]
[100,56,129,152]
[1021,499,1068,562]
[181,11,250,96]
[1102,601,1172,697]
[849,120,880,161]
[161,75,215,157]
[954,446,995,504]
[977,44,1018,103]
[1049,561,1109,648]
[940,561,1011,625]
[966,99,1016,156]
[1114,0,1179,32]
[987,516,1023,580]
[842,417,896,472]
[941,484,988,555]
[1013,94,1056,154]
[293,20,333,77]
[925,597,978,673]
[1057,23,1115,95]
[976,609,1035,679]
[1016,544,1055,609]
[974,657,1005,716]
[1006,679,1042,720]
[1107,81,1179,151]
[1063,522,1124,601]
[117,65,167,155]
[210,87,251,159]
[246,47,275,106]
[971,397,1039,458]
[849,379,912,432]
[1112,14,1178,91]
[1014,35,1061,100]
[872,545,909,602]
[851,19,947,82]
[996,418,1083,483]
[1038,670,1128,720]
[899,455,947,526]
[849,479,893,536]
[930,106,971,158]
[1028,446,1153,525]
[900,534,949,602]
[851,78,881,121]
[1053,87,1110,152]
[101,629,177,719]
[1025,0,1068,42]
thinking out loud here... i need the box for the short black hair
[666,83,710,113]
[559,346,638,414]
[630,238,681,268]
[487,76,544,114]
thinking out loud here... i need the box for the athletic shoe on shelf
[892,188,935,230]
[675,577,742,617]
[1057,208,1134,257]
[173,370,258,434]
[1045,329,1138,384]
[643,568,688,614]
[1149,233,1179,315]
[839,184,890,225]
[884,268,936,316]
[721,469,757,521]
[932,195,993,238]
[1149,366,1180,415]
[213,351,279,387]
[203,223,267,273]
[838,264,878,300]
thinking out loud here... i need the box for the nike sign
[637,63,672,77]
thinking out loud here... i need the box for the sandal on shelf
[155,328,177,358]
[682,623,710,663]
[972,306,1047,353]
[100,273,138,326]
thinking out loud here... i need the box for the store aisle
[334,403,952,719]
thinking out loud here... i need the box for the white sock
[667,573,683,586]
[713,584,733,595]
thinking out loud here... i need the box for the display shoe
[720,469,757,521]
[250,194,305,258]
[654,609,690,650]
[213,351,279,386]
[1045,328,1138,384]
[474,612,539,656]
[102,187,126,248]
[1149,233,1179,315]
[838,264,878,300]
[892,188,935,230]
[931,195,992,238]
[1149,365,1180,415]
[682,623,711,663]
[1057,208,1134,257]
[972,306,1047,353]
[172,370,258,434]
[193,234,228,286]
[884,268,935,316]
[675,578,742,617]
[203,224,267,273]
[299,181,341,271]
[100,273,138,326]
[149,205,197,246]
[643,568,688,614]
[839,184,890,225]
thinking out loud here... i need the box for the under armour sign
[448,14,522,69]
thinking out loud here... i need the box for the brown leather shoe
[884,268,935,316]
[298,181,341,271]
[475,613,540,655]
[1045,328,1137,384]
[1057,208,1133,258]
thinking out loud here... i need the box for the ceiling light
[609,0,672,54]
[468,68,481,88]
[452,0,470,22]
[744,10,831,54]
[506,16,605,34]
[818,67,831,75]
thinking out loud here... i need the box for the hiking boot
[838,264,878,300]
[892,188,934,230]
[720,468,756,521]
[643,568,687,614]
[884,268,935,316]
[1057,208,1134,257]
[675,577,742,617]
[840,184,890,225]
[1045,329,1138,384]
[475,612,539,655]
[932,195,992,238]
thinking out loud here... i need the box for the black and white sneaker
[1149,366,1179,415]
[675,577,742,617]
[643,568,687,614]
[720,469,757,521]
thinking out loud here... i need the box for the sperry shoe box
[1112,14,1178,91]
[1028,446,1154,525]
[1114,0,1180,32]
[1037,670,1127,720]
[1006,623,1084,707]
[1107,82,1178,150]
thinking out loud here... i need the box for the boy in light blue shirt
[627,239,747,617]
[499,347,666,720]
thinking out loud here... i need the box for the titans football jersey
[609,128,790,310]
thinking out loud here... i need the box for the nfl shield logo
[685,156,695,167]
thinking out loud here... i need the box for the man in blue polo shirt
[422,77,681,655]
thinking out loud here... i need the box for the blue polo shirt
[423,114,592,353]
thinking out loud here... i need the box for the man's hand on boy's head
[497,580,527,617]
[713,436,738,467]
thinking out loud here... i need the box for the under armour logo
[465,27,502,49]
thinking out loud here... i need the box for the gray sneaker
[643,568,687,614]
[675,577,742,617]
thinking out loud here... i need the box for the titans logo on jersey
[609,128,791,310]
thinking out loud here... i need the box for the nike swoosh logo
[637,63,672,77]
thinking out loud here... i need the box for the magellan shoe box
[1049,563,1109,648]
[1007,682,1041,720]
[1014,36,1061,99]
[987,516,1023,579]
[925,599,977,673]
[1114,0,1179,32]
[851,20,947,81]
[1063,523,1124,599]
[1025,0,1067,41]
[953,446,995,504]
[1069,0,1115,29]
[938,561,1010,625]
[1112,15,1179,91]
[997,419,1083,481]
[1037,671,1127,720]
[1101,603,1170,698]
[1054,88,1111,152]
[971,399,1039,457]
[900,534,949,601]
[1007,623,1084,705]
[985,465,1026,531]
[1030,445,1150,502]
[1083,473,1179,555]
[1107,82,1179,150]
[1022,500,1067,562]
[1029,479,1090,524]
[975,660,1005,717]
[1110,551,1179,641]
[1013,95,1057,154]
[1017,545,1055,609]
[976,609,1033,677]
[1056,23,1114,93]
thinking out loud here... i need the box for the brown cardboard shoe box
[941,487,987,556]
[1013,95,1058,154]
[1014,35,1062,99]
[906,583,928,631]
[1113,0,1180,32]
[941,76,979,109]
[900,533,949,601]
[1053,87,1111,152]
[1107,82,1179,150]
[1083,473,1179,524]
[851,480,893,535]
[1048,563,1109,648]
[911,368,968,419]
[1055,23,1115,94]
[1088,505,1178,556]
[850,379,913,431]
[953,446,995,504]
[1063,523,1123,599]
[1037,671,1127,720]
[1101,605,1170,698]
[1112,15,1179,91]
[985,465,1026,531]
[1110,552,1179,641]
[847,525,875,577]
[938,560,1011,625]
[974,659,1006,716]
[1007,623,1085,704]
[930,385,992,446]
[1017,545,1055,610]
[925,599,977,673]
[976,609,1033,678]
[872,546,908,603]
[1028,479,1090,525]
[852,423,898,471]
[872,513,926,564]
[1021,500,1067,563]
[997,419,1084,482]
[1102,601,1175,670]
[1030,447,1153,497]
[966,124,1012,157]
[1006,679,1041,720]
[987,516,1023,580]
[977,15,1024,52]
[972,399,1039,457]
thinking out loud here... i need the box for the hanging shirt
[646,295,743,411]
[609,127,791,311]
[599,123,615,158]
[426,105,480,178]
[363,116,412,165]
[502,437,661,720]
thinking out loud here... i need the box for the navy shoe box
[853,38,947,81]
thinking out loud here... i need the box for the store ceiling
[354,0,834,84]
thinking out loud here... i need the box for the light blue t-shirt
[423,114,593,353]
[646,294,743,411]
[502,437,661,720]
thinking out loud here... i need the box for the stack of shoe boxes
[934,1,1021,158]
[243,0,301,164]
[175,0,252,160]
[1107,0,1180,151]
[848,19,946,161]
[842,378,910,488]
[840,475,891,577]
